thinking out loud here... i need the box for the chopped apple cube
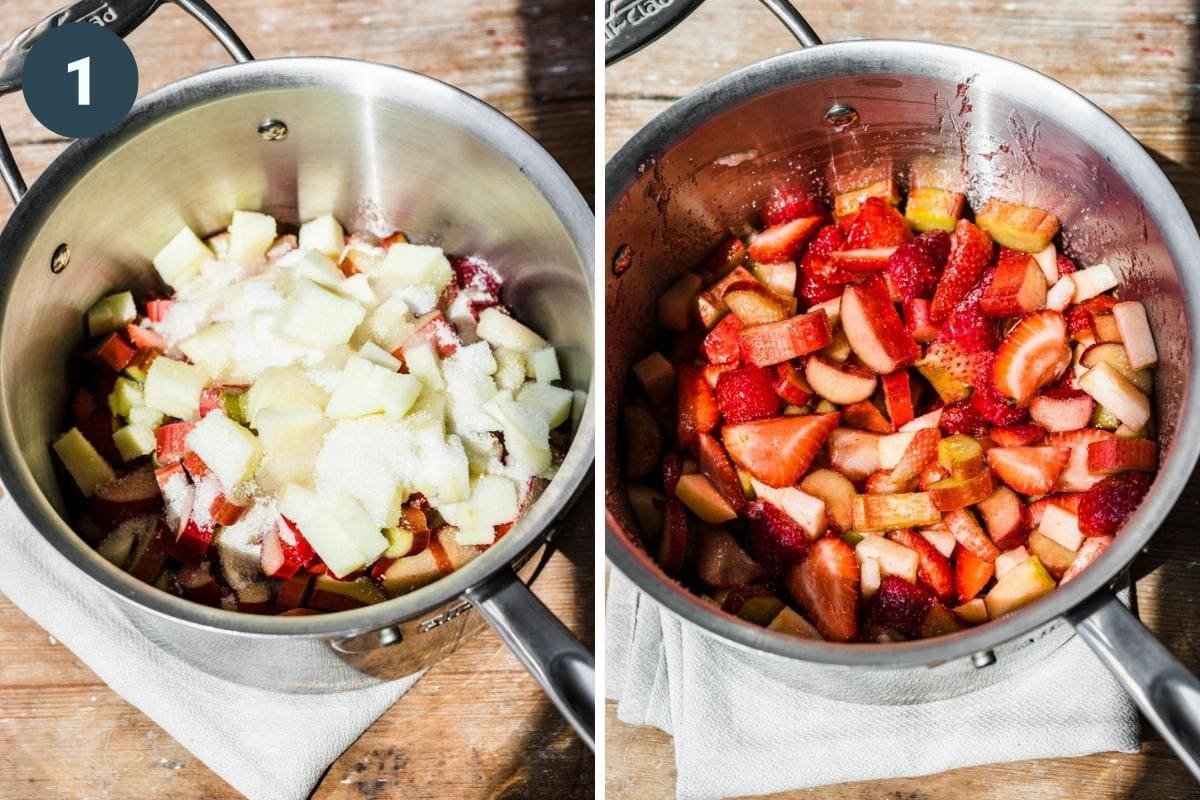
[402,342,444,389]
[675,473,737,523]
[113,424,156,462]
[767,606,821,638]
[276,278,366,348]
[277,482,318,524]
[298,491,388,578]
[920,526,957,558]
[994,546,1031,579]
[52,428,116,496]
[1032,244,1058,284]
[178,322,234,379]
[529,346,561,384]
[476,306,549,352]
[632,351,675,408]
[776,486,827,538]
[228,210,277,265]
[153,226,211,287]
[371,243,453,297]
[292,249,346,289]
[953,598,989,625]
[855,534,920,583]
[108,377,143,418]
[860,556,883,598]
[1078,362,1150,432]
[1037,504,1084,552]
[325,356,422,420]
[128,405,163,430]
[143,357,207,420]
[244,365,328,424]
[486,396,551,473]
[986,555,1056,618]
[1112,301,1158,369]
[357,341,403,371]
[423,434,471,504]
[253,407,328,490]
[1070,264,1119,303]
[86,291,137,337]
[337,274,377,307]
[455,527,497,546]
[186,412,263,490]
[360,294,416,352]
[877,431,917,470]
[1046,276,1075,311]
[298,213,345,258]
[516,382,573,429]
[495,349,527,391]
[440,475,519,531]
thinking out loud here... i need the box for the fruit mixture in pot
[53,211,580,614]
[623,177,1159,642]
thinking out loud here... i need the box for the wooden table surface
[606,1,1200,798]
[0,1,595,798]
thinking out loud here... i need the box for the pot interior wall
[2,83,592,519]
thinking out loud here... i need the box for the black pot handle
[1067,587,1200,780]
[0,0,252,203]
[605,0,821,66]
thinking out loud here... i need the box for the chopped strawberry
[746,500,811,577]
[986,445,1071,495]
[1066,296,1118,342]
[842,401,893,434]
[920,340,982,387]
[931,220,993,322]
[954,548,995,603]
[989,422,1045,447]
[747,216,823,263]
[845,197,913,249]
[993,310,1071,407]
[1056,253,1077,276]
[891,428,940,485]
[772,362,812,407]
[716,366,781,424]
[934,268,999,352]
[702,313,744,365]
[145,298,174,323]
[676,364,719,448]
[866,574,934,638]
[698,433,746,512]
[786,536,860,642]
[889,528,955,603]
[970,352,1027,426]
[763,188,827,226]
[702,363,737,390]
[722,412,840,488]
[902,298,939,343]
[887,230,950,301]
[1078,472,1152,537]
[939,400,989,438]
[737,310,833,367]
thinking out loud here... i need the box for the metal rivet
[971,650,997,669]
[257,119,288,141]
[50,243,70,273]
[825,104,860,130]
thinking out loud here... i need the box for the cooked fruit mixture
[623,178,1159,642]
[53,211,580,614]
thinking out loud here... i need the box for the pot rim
[605,39,1200,667]
[0,56,595,639]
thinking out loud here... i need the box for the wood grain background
[606,0,1200,798]
[0,1,595,798]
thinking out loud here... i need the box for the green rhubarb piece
[113,424,156,462]
[52,428,115,496]
[985,555,1056,619]
[840,530,867,546]
[1090,405,1121,430]
[904,187,964,233]
[382,526,415,559]
[86,291,137,337]
[108,377,143,418]
[223,390,248,424]
[737,596,785,627]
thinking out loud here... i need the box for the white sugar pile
[442,342,501,435]
[215,497,278,591]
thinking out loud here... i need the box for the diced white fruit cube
[900,408,942,431]
[878,431,917,470]
[359,294,415,352]
[528,346,561,384]
[1038,504,1084,552]
[228,210,277,266]
[277,483,318,525]
[1113,301,1158,369]
[292,249,345,289]
[516,382,574,429]
[86,291,137,337]
[127,405,164,430]
[153,226,211,287]
[416,433,470,504]
[325,356,422,420]
[371,243,452,297]
[298,213,345,258]
[108,377,143,418]
[337,274,377,307]
[178,322,234,379]
[777,486,826,538]
[245,365,328,424]
[485,396,551,473]
[297,491,387,578]
[113,424,156,462]
[1046,276,1075,311]
[749,477,782,507]
[855,534,919,583]
[476,307,548,351]
[186,411,264,490]
[860,557,882,598]
[994,546,1031,579]
[357,341,403,371]
[253,407,328,491]
[403,342,444,389]
[143,357,207,420]
[276,278,366,348]
[494,349,527,390]
[455,527,497,546]
[1079,362,1150,431]
[52,428,115,496]
[1032,243,1058,285]
[812,296,841,328]
[439,475,519,531]
[1070,264,1119,303]
[920,526,956,558]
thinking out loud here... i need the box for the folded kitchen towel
[607,569,1140,800]
[0,498,420,800]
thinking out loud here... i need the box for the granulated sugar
[160,469,194,534]
[191,476,222,531]
[215,496,278,591]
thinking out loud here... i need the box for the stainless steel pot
[605,0,1200,774]
[0,0,596,748]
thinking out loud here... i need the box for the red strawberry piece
[702,363,737,390]
[763,188,827,226]
[716,366,781,424]
[747,500,812,577]
[662,451,684,494]
[145,298,174,323]
[889,529,955,603]
[989,422,1046,447]
[125,324,167,353]
[939,400,989,438]
[748,216,823,263]
[698,433,747,512]
[919,463,951,491]
[702,313,744,365]
[954,547,995,603]
[450,255,503,296]
[986,445,1071,495]
[737,310,833,367]
[845,196,913,249]
[931,220,993,322]
[865,574,934,638]
[1056,253,1077,277]
[970,352,1027,426]
[891,427,940,485]
[934,267,999,352]
[882,371,915,429]
[798,225,854,304]
[993,310,1072,407]
[887,230,950,301]
[842,401,894,434]
[902,298,940,344]
[676,364,719,447]
[786,536,860,642]
[71,387,121,465]
[722,412,840,488]
[1078,472,1152,537]
[772,361,812,407]
[798,266,843,306]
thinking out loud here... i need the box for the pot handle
[605,0,821,65]
[1067,587,1200,780]
[465,569,595,750]
[0,0,252,203]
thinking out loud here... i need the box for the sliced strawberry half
[993,310,1071,407]
[1078,471,1152,537]
[887,230,950,301]
[676,364,719,448]
[697,433,747,512]
[865,574,935,637]
[786,536,860,642]
[891,427,940,485]
[986,445,1071,495]
[702,313,744,365]
[889,528,954,603]
[746,500,811,577]
[722,412,840,488]
[772,362,812,407]
[844,196,913,249]
[931,220,994,322]
[970,352,1027,426]
[989,422,1045,447]
[715,365,781,424]
[747,216,823,263]
[939,400,989,438]
[840,275,920,374]
[763,188,827,227]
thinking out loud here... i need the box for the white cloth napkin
[0,498,420,800]
[607,568,1140,800]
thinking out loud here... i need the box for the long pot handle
[465,569,596,750]
[605,0,820,66]
[1067,587,1200,780]
[0,0,252,203]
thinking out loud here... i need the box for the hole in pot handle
[1067,587,1200,780]
[0,0,253,203]
[605,0,821,66]
[465,568,596,750]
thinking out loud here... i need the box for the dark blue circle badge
[22,22,138,139]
